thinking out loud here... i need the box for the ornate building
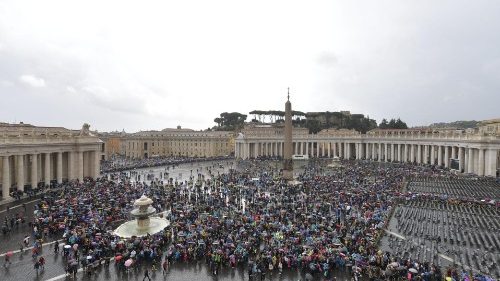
[0,122,103,199]
[235,119,500,177]
[122,127,234,159]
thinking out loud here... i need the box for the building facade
[98,131,126,160]
[122,128,234,159]
[0,122,103,199]
[235,120,500,177]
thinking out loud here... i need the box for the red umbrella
[115,255,123,261]
[6,251,13,257]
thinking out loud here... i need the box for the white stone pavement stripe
[0,198,41,214]
[384,229,406,240]
[0,238,64,257]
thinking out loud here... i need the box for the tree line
[211,110,408,134]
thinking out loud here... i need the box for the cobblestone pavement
[1,244,336,281]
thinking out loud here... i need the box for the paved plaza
[0,159,498,281]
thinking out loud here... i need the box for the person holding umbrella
[4,251,13,266]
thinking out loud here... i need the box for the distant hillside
[428,120,480,129]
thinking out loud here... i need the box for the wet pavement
[0,160,351,281]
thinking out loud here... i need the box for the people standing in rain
[143,268,152,281]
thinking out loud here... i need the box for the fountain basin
[114,217,170,238]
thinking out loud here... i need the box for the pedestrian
[39,256,45,270]
[162,259,169,275]
[34,260,40,274]
[4,255,11,266]
[54,240,59,254]
[23,235,30,249]
[143,268,152,281]
[22,203,26,212]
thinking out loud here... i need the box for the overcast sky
[1,0,499,132]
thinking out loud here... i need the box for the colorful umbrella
[124,259,134,267]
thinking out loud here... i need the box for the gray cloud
[0,0,499,131]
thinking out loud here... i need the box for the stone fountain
[114,195,169,238]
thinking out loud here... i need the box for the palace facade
[235,119,500,177]
[122,127,234,159]
[0,122,103,199]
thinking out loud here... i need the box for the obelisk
[283,89,293,180]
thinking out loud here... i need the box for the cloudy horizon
[1,0,499,132]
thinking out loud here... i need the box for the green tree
[379,118,388,129]
[213,112,247,131]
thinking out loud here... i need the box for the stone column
[430,145,436,165]
[57,152,63,184]
[458,147,464,172]
[44,153,51,186]
[390,144,395,162]
[417,145,422,164]
[2,156,10,199]
[477,149,484,176]
[17,155,25,192]
[305,142,309,156]
[451,146,456,160]
[485,149,497,177]
[350,143,353,159]
[376,143,379,161]
[467,148,474,174]
[398,144,402,162]
[78,151,84,182]
[409,144,414,163]
[327,143,331,158]
[94,151,100,179]
[31,154,38,189]
[423,145,428,164]
[402,144,408,162]
[383,143,387,162]
[444,146,449,168]
[68,152,74,180]
[438,146,443,166]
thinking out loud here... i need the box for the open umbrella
[409,268,418,273]
[124,259,134,267]
[115,255,123,262]
[6,251,13,257]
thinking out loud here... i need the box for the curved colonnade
[235,128,500,177]
[0,123,102,199]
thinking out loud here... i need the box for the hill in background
[426,120,480,129]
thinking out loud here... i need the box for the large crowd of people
[2,158,498,280]
[100,155,233,173]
